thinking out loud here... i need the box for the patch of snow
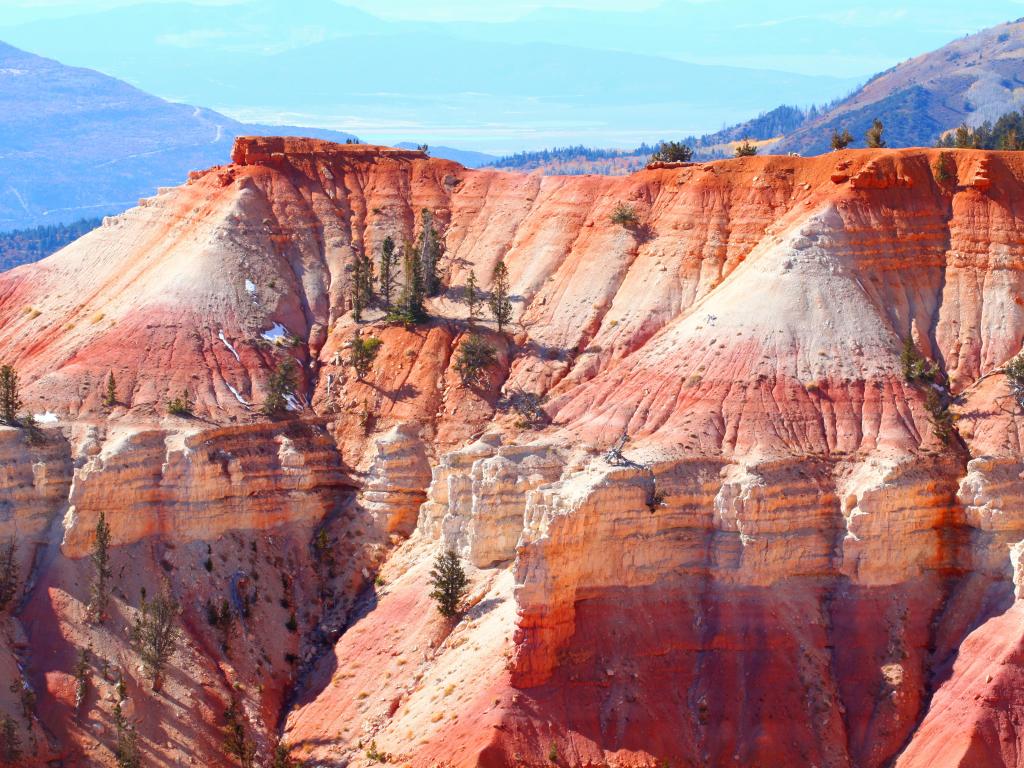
[285,394,302,412]
[245,279,256,294]
[261,323,289,345]
[225,382,250,407]
[34,412,58,424]
[218,330,240,361]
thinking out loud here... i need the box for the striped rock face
[2,139,1024,767]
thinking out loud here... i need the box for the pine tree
[0,714,20,764]
[131,590,180,691]
[88,511,112,623]
[390,243,427,324]
[464,270,483,323]
[113,693,140,768]
[104,372,118,408]
[222,702,256,768]
[418,209,443,297]
[488,261,513,333]
[455,333,498,388]
[166,389,193,417]
[428,548,468,618]
[0,538,18,612]
[74,646,90,709]
[866,118,886,148]
[349,332,383,380]
[350,250,374,322]
[378,236,399,311]
[262,359,298,416]
[954,123,974,149]
[0,365,21,425]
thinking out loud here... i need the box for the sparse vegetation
[648,141,693,163]
[428,548,468,619]
[350,249,375,323]
[388,243,427,325]
[610,202,639,228]
[548,741,559,764]
[271,743,298,768]
[222,701,256,767]
[866,118,886,148]
[1004,354,1024,411]
[88,511,112,623]
[0,714,21,764]
[488,261,513,333]
[418,209,444,297]
[74,646,90,709]
[104,371,118,408]
[933,151,956,185]
[378,236,399,311]
[734,139,758,157]
[463,269,483,323]
[0,217,102,271]
[113,689,140,768]
[899,337,939,384]
[507,388,549,429]
[454,334,498,388]
[166,389,193,417]
[830,128,853,150]
[131,589,180,691]
[366,740,391,763]
[0,538,18,612]
[0,365,21,426]
[262,359,298,416]
[349,333,383,380]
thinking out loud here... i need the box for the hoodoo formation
[2,136,1024,766]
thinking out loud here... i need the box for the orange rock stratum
[1,137,1024,766]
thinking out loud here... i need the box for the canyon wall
[1,139,1024,766]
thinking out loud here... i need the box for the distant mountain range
[0,41,357,230]
[491,19,1024,173]
[0,0,861,153]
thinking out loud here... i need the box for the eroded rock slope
[0,138,1023,766]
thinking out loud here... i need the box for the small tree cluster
[489,261,513,333]
[350,249,375,323]
[830,128,853,150]
[734,139,758,157]
[262,359,298,416]
[454,334,498,388]
[349,333,383,380]
[1003,354,1024,411]
[131,590,180,691]
[933,151,957,185]
[166,389,193,417]
[428,548,468,618]
[388,243,428,325]
[418,209,444,297]
[649,141,693,163]
[899,337,940,385]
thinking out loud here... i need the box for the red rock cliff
[0,140,1023,766]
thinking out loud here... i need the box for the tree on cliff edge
[866,118,886,148]
[262,359,298,416]
[0,365,21,426]
[428,548,468,618]
[379,236,399,311]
